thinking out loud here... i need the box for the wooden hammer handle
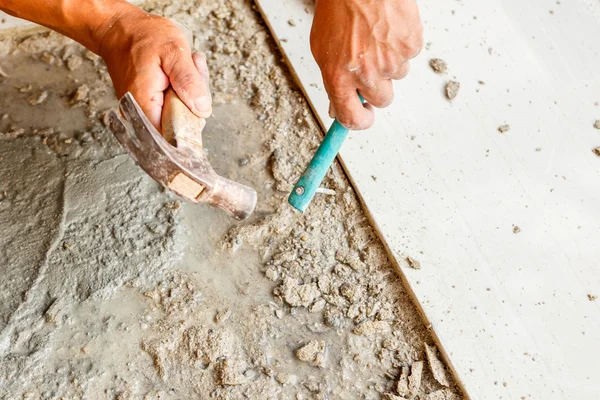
[161,87,205,148]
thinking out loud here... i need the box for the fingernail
[328,103,336,119]
[194,95,212,116]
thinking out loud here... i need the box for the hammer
[108,88,257,220]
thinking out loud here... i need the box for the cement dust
[0,0,462,399]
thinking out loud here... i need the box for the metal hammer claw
[108,88,257,220]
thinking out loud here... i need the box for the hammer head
[108,92,257,221]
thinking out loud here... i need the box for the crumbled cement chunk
[407,256,421,270]
[275,372,295,385]
[288,19,296,26]
[309,298,326,313]
[425,344,451,387]
[396,366,410,397]
[280,277,320,308]
[594,120,600,130]
[335,249,367,272]
[588,294,598,301]
[429,58,448,74]
[296,340,326,368]
[323,306,344,328]
[513,226,521,234]
[445,81,460,100]
[214,309,232,323]
[66,54,83,71]
[18,84,32,93]
[593,147,600,157]
[28,91,48,106]
[339,282,364,303]
[71,84,90,104]
[353,320,391,337]
[40,51,57,65]
[83,50,100,63]
[98,109,111,127]
[498,124,511,133]
[44,299,64,325]
[264,266,278,281]
[217,360,247,386]
[408,361,423,397]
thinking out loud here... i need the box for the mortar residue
[0,0,462,399]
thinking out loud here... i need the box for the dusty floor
[0,0,462,399]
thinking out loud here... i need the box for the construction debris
[296,340,326,368]
[28,90,48,105]
[425,343,451,387]
[498,124,511,133]
[214,308,232,323]
[71,84,90,104]
[445,81,460,100]
[396,366,410,397]
[66,54,83,71]
[429,58,448,74]
[407,256,421,270]
[408,361,424,397]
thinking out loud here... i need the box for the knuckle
[161,38,189,64]
[380,91,394,108]
[357,66,377,89]
[388,62,410,81]
[396,62,411,79]
[328,71,349,92]
[330,92,351,109]
[381,52,400,75]
[367,90,394,108]
[405,29,424,59]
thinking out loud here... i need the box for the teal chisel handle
[288,95,364,212]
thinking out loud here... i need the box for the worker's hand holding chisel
[311,0,423,130]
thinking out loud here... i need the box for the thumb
[162,51,212,119]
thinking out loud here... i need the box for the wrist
[87,0,142,55]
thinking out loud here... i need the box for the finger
[192,52,210,83]
[191,52,212,116]
[358,79,394,109]
[129,65,170,129]
[138,91,165,130]
[161,48,212,119]
[330,88,375,130]
[386,61,411,81]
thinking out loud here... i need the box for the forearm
[0,0,136,54]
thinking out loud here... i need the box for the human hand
[95,3,211,129]
[310,0,423,130]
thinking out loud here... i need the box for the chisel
[288,94,364,213]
